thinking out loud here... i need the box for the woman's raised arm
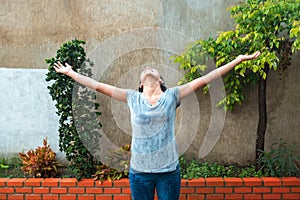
[54,62,128,102]
[179,51,261,99]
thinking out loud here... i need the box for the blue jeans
[129,165,181,200]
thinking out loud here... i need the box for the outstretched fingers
[242,51,261,61]
[252,51,261,59]
[53,62,62,71]
[53,62,71,74]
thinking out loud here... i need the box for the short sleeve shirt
[126,87,180,173]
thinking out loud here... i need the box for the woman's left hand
[238,51,261,62]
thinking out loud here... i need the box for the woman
[54,51,260,200]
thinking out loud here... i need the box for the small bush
[0,158,9,176]
[257,139,300,177]
[179,140,300,179]
[179,155,263,179]
[0,156,23,178]
[19,138,62,178]
[238,164,263,178]
[93,144,130,184]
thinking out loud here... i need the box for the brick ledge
[0,177,299,200]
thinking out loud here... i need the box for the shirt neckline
[140,90,167,107]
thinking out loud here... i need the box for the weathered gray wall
[0,0,237,69]
[1,0,299,165]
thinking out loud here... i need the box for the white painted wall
[0,68,64,160]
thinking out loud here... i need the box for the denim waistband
[130,164,180,174]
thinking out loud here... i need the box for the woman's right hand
[53,62,73,75]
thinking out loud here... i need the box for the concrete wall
[0,0,299,165]
[0,68,62,159]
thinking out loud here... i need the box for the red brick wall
[0,177,299,200]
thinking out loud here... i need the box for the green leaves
[93,145,130,184]
[45,39,101,179]
[173,0,300,110]
[257,139,300,177]
[179,155,263,179]
[290,21,300,52]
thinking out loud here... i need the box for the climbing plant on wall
[45,39,101,178]
[173,0,300,160]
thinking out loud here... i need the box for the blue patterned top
[126,87,181,173]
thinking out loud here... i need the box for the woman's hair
[138,76,167,93]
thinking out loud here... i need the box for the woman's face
[140,66,161,83]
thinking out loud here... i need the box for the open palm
[238,51,261,62]
[53,62,72,75]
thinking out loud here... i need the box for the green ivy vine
[45,39,101,179]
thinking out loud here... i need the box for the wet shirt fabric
[126,87,181,173]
